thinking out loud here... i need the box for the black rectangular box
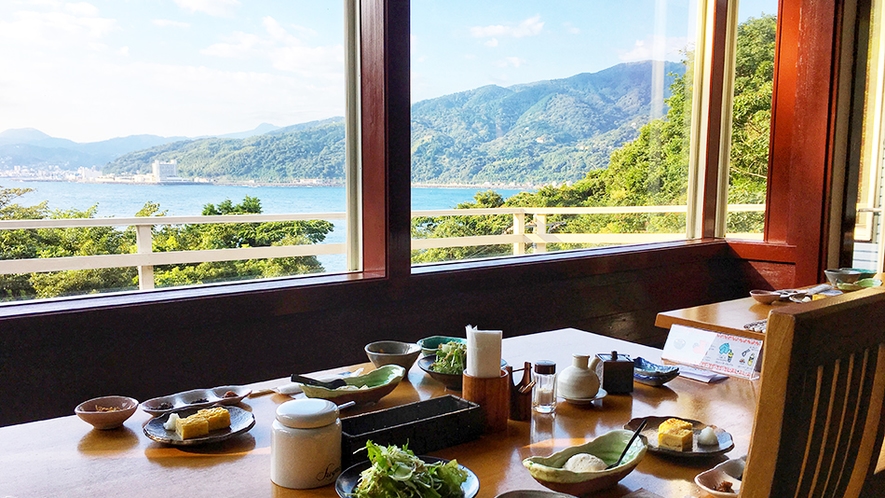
[340,395,483,468]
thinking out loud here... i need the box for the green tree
[412,191,513,263]
[727,14,776,232]
[410,14,776,263]
[150,196,333,287]
[0,188,335,300]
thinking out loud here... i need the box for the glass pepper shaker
[532,360,556,413]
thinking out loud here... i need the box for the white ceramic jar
[271,398,342,489]
[557,354,601,399]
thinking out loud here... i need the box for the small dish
[825,268,862,285]
[624,416,734,457]
[838,278,882,292]
[749,289,780,304]
[364,340,422,370]
[335,456,479,498]
[563,388,607,405]
[633,357,680,387]
[142,385,251,415]
[633,357,679,377]
[695,455,746,497]
[418,355,464,390]
[416,335,466,356]
[495,491,573,498]
[300,364,405,405]
[839,267,877,280]
[417,355,507,390]
[523,429,647,495]
[633,371,679,387]
[143,406,255,446]
[75,395,139,430]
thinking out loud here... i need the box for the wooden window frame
[0,0,856,318]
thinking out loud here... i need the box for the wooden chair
[742,288,885,497]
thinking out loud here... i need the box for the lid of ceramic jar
[596,350,632,362]
[276,398,339,429]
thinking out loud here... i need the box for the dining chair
[741,288,885,498]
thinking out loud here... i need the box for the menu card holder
[462,369,510,433]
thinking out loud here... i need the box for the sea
[2,180,527,273]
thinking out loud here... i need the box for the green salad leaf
[350,441,467,498]
[431,341,466,375]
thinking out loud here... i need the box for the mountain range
[0,60,684,185]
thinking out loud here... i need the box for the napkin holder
[462,368,510,433]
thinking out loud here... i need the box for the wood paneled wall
[0,241,764,427]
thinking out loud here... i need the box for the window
[724,0,778,240]
[0,1,359,301]
[409,0,721,266]
[851,0,884,272]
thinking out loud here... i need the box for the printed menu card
[662,324,762,380]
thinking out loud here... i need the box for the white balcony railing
[0,204,765,291]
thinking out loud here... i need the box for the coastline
[2,177,540,191]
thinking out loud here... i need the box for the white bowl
[695,455,746,497]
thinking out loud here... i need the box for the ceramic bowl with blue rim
[633,357,679,386]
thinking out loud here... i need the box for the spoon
[290,374,347,389]
[607,419,647,469]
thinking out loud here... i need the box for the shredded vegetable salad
[430,341,466,375]
[350,442,467,498]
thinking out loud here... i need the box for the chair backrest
[742,288,885,498]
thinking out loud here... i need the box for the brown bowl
[749,289,780,304]
[364,340,422,370]
[75,395,139,430]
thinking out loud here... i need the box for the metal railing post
[513,212,525,255]
[534,214,547,253]
[135,224,154,290]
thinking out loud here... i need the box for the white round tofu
[562,452,607,472]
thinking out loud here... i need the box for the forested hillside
[412,14,776,263]
[105,61,683,185]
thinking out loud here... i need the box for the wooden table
[656,275,885,341]
[654,295,772,340]
[0,328,757,498]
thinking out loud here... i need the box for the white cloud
[153,19,191,29]
[494,56,525,68]
[619,35,690,62]
[484,38,498,47]
[470,15,543,39]
[173,0,239,17]
[563,22,580,35]
[0,2,344,141]
[0,5,118,49]
[201,16,342,79]
[65,2,98,17]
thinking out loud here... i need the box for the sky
[0,0,776,143]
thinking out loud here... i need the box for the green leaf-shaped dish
[300,365,405,406]
[523,429,647,496]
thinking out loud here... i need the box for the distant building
[151,160,186,183]
[77,167,102,181]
